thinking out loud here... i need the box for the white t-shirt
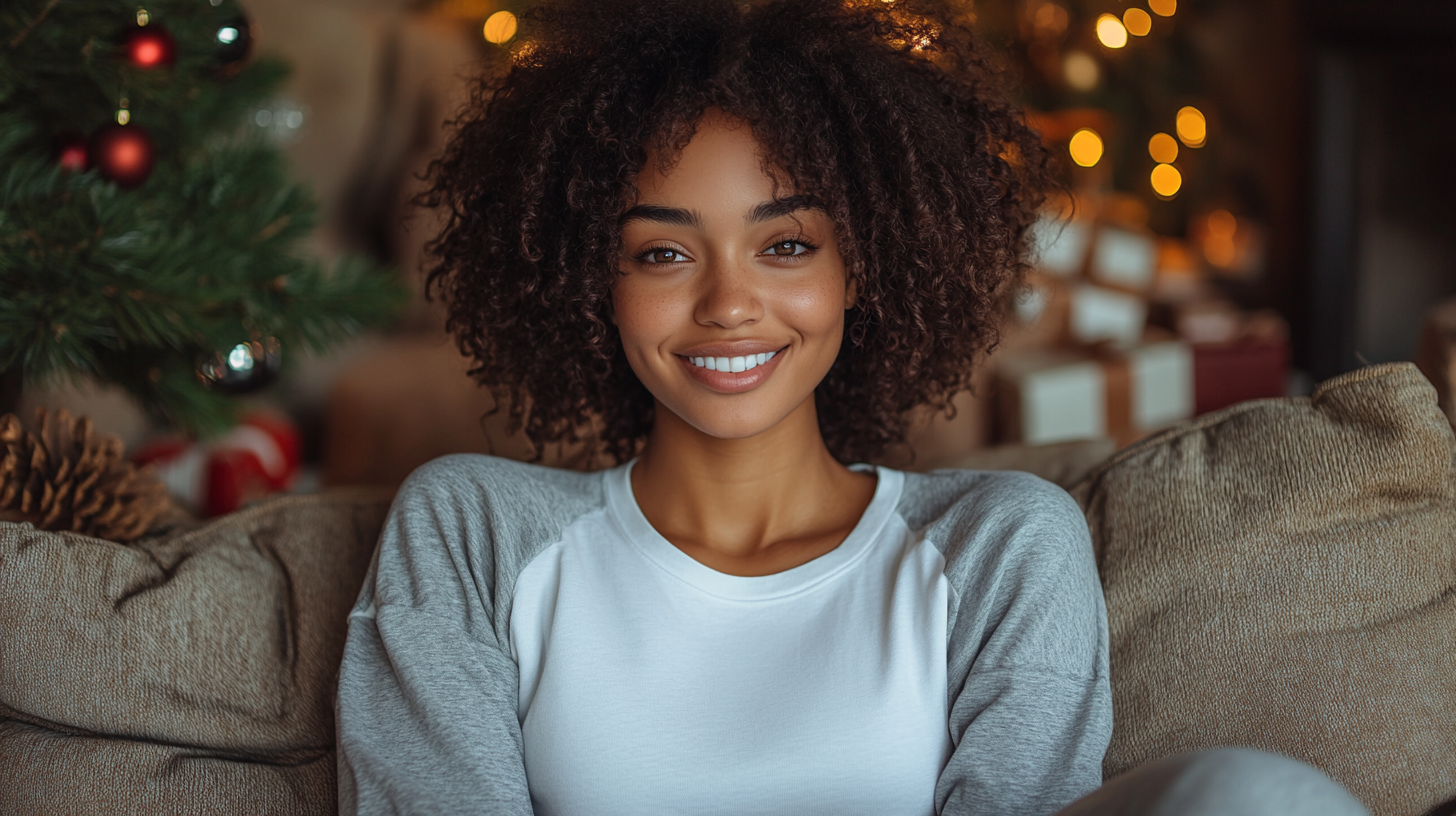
[512,462,949,815]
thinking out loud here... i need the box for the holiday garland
[0,0,407,437]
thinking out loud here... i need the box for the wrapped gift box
[1090,225,1158,292]
[1191,336,1289,416]
[995,334,1194,447]
[1069,283,1148,348]
[1012,276,1148,350]
[1029,211,1093,278]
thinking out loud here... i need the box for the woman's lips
[677,348,786,394]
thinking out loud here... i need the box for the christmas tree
[977,0,1235,242]
[0,0,407,437]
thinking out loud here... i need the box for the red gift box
[1192,336,1290,416]
[133,413,301,517]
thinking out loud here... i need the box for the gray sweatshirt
[336,454,1111,815]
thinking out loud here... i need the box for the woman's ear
[844,275,859,310]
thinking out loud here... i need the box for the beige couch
[2,362,1454,816]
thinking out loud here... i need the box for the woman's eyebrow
[618,205,704,229]
[746,195,817,225]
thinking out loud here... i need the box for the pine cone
[0,407,177,542]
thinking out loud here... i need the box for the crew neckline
[604,458,904,602]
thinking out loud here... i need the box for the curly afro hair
[420,0,1055,467]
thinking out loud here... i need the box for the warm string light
[1123,8,1152,36]
[1032,1,1069,37]
[1069,128,1104,167]
[1063,50,1099,90]
[484,10,518,45]
[1148,132,1179,164]
[1095,13,1128,48]
[135,7,150,26]
[1203,209,1238,266]
[1150,163,1182,198]
[1176,106,1207,147]
[1148,0,1177,17]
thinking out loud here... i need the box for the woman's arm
[336,605,532,814]
[925,473,1112,816]
[335,455,576,816]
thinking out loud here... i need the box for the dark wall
[1304,0,1456,376]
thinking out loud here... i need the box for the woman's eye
[765,240,810,257]
[641,248,687,264]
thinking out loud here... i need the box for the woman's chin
[653,395,807,447]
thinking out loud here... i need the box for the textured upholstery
[1070,362,1456,816]
[0,489,392,816]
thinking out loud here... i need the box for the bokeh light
[484,10,518,45]
[1033,2,1070,36]
[1203,210,1238,266]
[1123,8,1152,36]
[1176,106,1207,147]
[1148,132,1179,164]
[1148,0,1177,17]
[1150,163,1182,197]
[1095,14,1128,48]
[1069,128,1104,167]
[1063,50,1100,90]
[1207,209,1237,238]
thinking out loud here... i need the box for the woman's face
[612,112,855,442]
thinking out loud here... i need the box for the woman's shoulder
[398,453,604,504]
[371,455,612,601]
[898,467,1083,532]
[389,453,610,543]
[897,466,1091,574]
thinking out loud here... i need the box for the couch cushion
[1070,362,1456,816]
[0,488,392,816]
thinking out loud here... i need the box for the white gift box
[1029,213,1092,278]
[1069,283,1148,347]
[995,337,1194,446]
[1090,226,1158,291]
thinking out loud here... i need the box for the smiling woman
[418,0,1053,469]
[334,1,1371,815]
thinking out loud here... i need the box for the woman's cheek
[777,275,846,341]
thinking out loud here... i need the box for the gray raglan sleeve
[334,456,536,816]
[930,473,1112,816]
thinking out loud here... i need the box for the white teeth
[687,350,780,371]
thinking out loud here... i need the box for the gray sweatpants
[1055,749,1370,816]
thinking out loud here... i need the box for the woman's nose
[694,256,762,329]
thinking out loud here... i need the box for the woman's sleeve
[932,475,1113,816]
[335,458,536,816]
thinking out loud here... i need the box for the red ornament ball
[55,136,89,171]
[89,124,155,188]
[126,26,176,69]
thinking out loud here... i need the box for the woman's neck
[629,396,877,576]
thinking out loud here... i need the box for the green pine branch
[1,0,409,436]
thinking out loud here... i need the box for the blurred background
[9,0,1456,513]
